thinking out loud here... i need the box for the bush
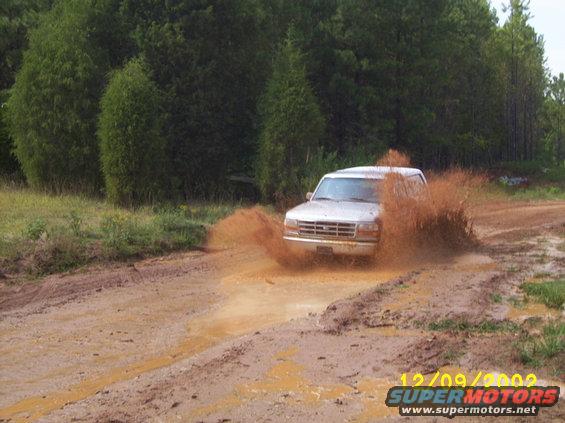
[6,0,128,192]
[23,218,46,240]
[98,58,166,205]
[26,234,88,276]
[154,209,206,249]
[99,214,153,258]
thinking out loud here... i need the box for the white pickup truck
[283,166,427,256]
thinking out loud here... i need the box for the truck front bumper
[283,235,378,256]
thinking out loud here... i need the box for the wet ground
[1,200,564,422]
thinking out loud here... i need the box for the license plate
[317,246,333,255]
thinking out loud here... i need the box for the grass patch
[428,319,520,334]
[490,293,503,304]
[521,280,565,309]
[442,348,465,362]
[503,186,565,201]
[0,186,238,277]
[518,320,565,371]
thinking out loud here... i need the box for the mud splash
[209,150,483,267]
[207,207,307,266]
[376,150,483,263]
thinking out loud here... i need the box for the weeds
[518,320,564,370]
[428,319,520,334]
[0,187,237,278]
[23,218,47,240]
[490,293,503,304]
[521,280,565,309]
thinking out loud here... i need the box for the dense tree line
[0,0,562,203]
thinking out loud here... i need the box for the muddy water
[0,252,400,423]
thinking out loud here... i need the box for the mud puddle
[0,250,401,422]
[190,346,397,422]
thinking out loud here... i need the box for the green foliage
[257,32,325,200]
[522,280,565,309]
[298,144,383,195]
[6,0,129,192]
[0,186,234,277]
[98,58,166,205]
[519,320,564,369]
[23,217,46,240]
[66,210,83,237]
[544,73,565,163]
[428,318,520,333]
[0,100,20,177]
[0,0,53,92]
[121,0,267,197]
[0,0,558,201]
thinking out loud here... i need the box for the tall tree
[545,73,565,163]
[0,0,53,177]
[6,0,129,191]
[98,58,166,205]
[256,32,325,200]
[120,0,267,197]
[497,0,546,161]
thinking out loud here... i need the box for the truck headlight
[357,222,380,238]
[284,218,299,233]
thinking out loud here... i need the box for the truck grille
[298,221,356,239]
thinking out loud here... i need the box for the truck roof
[325,166,424,180]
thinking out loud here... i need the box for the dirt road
[1,201,564,422]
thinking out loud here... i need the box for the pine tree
[257,32,325,200]
[98,58,166,205]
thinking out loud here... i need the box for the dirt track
[1,201,565,422]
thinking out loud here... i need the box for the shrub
[99,214,153,258]
[6,0,127,192]
[23,218,46,240]
[98,58,166,205]
[26,234,87,276]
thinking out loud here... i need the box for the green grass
[521,280,565,309]
[518,320,565,370]
[504,186,565,201]
[490,293,503,304]
[0,186,237,277]
[427,319,520,334]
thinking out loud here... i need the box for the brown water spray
[375,150,483,264]
[208,150,483,267]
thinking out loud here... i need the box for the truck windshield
[313,178,380,203]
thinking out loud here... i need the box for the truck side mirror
[306,192,313,201]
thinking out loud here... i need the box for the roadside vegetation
[484,161,565,201]
[427,318,520,334]
[521,280,565,309]
[518,320,564,373]
[2,1,564,206]
[0,185,236,278]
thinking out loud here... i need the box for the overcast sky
[490,0,564,77]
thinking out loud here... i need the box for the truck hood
[285,200,381,223]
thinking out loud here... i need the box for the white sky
[490,0,564,76]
